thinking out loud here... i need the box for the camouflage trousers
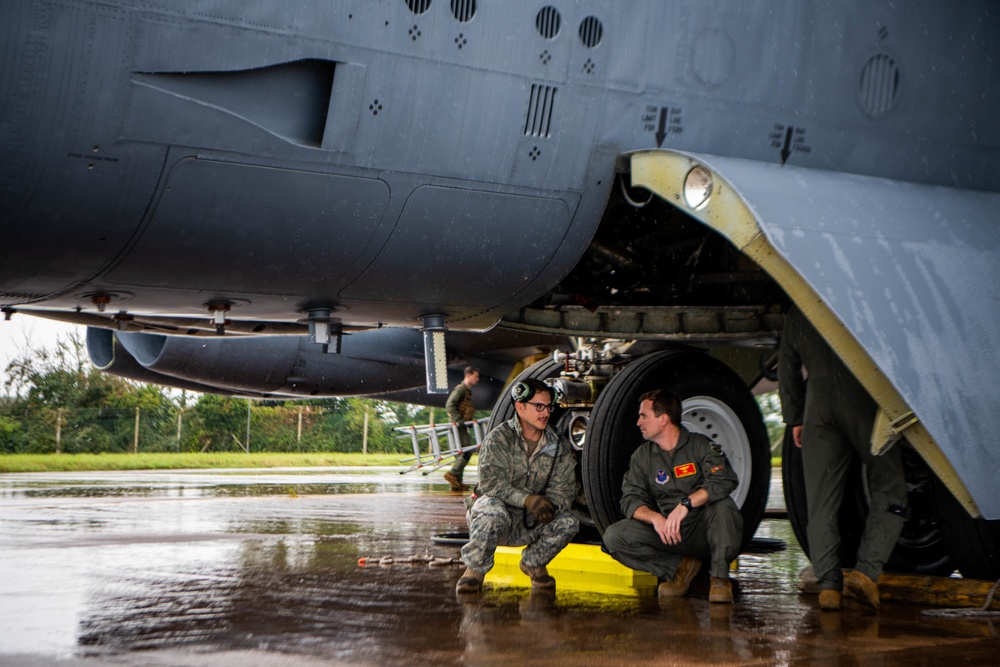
[461,495,579,574]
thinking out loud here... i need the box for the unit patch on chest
[655,469,670,485]
[673,463,697,478]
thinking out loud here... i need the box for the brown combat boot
[455,568,484,594]
[443,472,470,492]
[818,589,842,610]
[843,570,880,609]
[709,576,733,603]
[658,556,702,598]
[519,560,556,590]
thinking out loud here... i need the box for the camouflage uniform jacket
[620,427,739,521]
[474,417,576,513]
[446,382,475,422]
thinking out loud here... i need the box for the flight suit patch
[710,465,724,474]
[655,469,669,485]
[674,463,696,478]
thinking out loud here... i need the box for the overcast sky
[0,317,81,389]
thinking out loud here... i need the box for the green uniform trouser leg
[449,426,473,478]
[803,375,907,590]
[603,498,743,580]
[854,446,906,582]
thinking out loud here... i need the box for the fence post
[133,407,139,454]
[362,407,369,455]
[55,408,62,454]
[176,409,183,452]
[297,406,303,447]
[245,399,251,453]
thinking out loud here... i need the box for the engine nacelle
[86,326,563,406]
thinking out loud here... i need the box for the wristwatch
[680,496,693,510]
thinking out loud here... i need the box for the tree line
[0,332,444,455]
[1,330,785,457]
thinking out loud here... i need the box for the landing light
[568,412,589,451]
[683,166,713,211]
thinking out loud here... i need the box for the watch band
[680,496,692,509]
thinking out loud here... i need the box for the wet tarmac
[1,468,998,666]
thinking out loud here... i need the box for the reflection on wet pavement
[1,468,997,666]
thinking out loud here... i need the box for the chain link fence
[0,401,413,455]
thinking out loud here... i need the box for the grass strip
[0,452,408,473]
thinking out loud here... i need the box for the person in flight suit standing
[778,305,908,611]
[443,366,480,492]
[603,389,743,603]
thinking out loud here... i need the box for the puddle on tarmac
[1,470,997,666]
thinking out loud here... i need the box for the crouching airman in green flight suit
[603,388,743,604]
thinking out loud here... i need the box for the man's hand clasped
[524,494,556,524]
[653,504,688,546]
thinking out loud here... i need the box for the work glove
[523,494,556,524]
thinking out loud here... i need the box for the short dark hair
[464,366,479,376]
[640,389,682,426]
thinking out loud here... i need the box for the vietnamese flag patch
[673,463,696,478]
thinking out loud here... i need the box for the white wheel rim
[682,396,751,508]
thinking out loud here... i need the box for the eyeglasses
[524,402,555,413]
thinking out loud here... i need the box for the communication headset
[510,380,533,403]
[511,378,549,403]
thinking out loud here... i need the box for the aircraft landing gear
[488,348,771,549]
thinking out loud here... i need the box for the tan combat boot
[519,560,556,590]
[818,589,842,610]
[443,472,470,492]
[658,556,702,598]
[709,576,734,603]
[843,570,880,609]
[455,568,484,594]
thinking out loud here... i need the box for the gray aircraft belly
[685,153,1000,518]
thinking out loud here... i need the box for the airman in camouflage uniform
[456,379,579,594]
[444,366,480,491]
[779,305,907,610]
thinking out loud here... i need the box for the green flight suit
[603,428,743,580]
[778,306,907,591]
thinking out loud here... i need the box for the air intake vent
[133,60,336,147]
[406,0,432,15]
[536,6,561,39]
[579,16,603,48]
[450,0,476,22]
[858,53,901,118]
[525,84,556,138]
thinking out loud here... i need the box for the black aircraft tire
[582,350,770,550]
[931,477,1000,580]
[782,427,951,575]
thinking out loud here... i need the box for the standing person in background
[444,366,480,492]
[778,305,908,611]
